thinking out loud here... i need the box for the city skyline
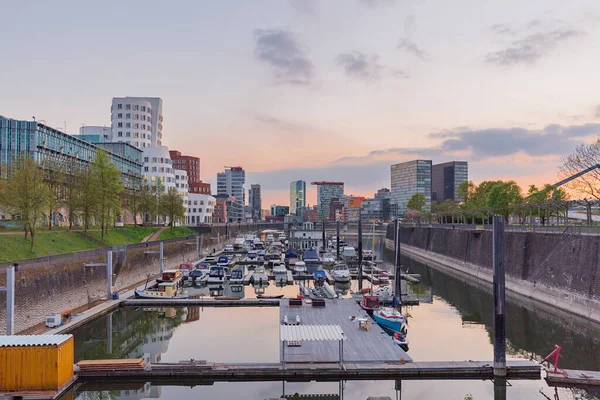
[2,1,600,206]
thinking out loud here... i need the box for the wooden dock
[546,368,600,387]
[280,299,410,362]
[121,298,280,307]
[75,359,541,382]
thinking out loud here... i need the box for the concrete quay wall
[0,223,278,334]
[391,225,600,322]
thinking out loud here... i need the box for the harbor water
[66,236,600,400]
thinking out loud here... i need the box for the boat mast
[370,222,375,292]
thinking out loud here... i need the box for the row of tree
[0,151,186,252]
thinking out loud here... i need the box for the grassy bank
[0,225,201,263]
[0,231,101,262]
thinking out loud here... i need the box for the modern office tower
[249,184,262,221]
[289,180,306,215]
[217,166,245,205]
[431,161,468,202]
[390,160,432,215]
[311,181,344,221]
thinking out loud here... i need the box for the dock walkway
[280,299,410,363]
[76,360,541,382]
[546,368,600,387]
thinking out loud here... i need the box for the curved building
[142,146,176,190]
[111,97,163,149]
[187,193,215,225]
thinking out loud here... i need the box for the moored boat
[373,307,406,332]
[303,247,320,264]
[135,281,188,299]
[332,264,351,283]
[230,268,244,283]
[207,266,228,283]
[293,261,307,274]
[250,265,269,284]
[378,271,390,284]
[217,255,231,267]
[257,294,284,299]
[313,266,327,285]
[273,263,287,275]
[322,252,336,264]
[359,294,380,315]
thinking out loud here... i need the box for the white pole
[159,242,164,274]
[107,251,113,299]
[6,265,15,335]
[196,236,200,259]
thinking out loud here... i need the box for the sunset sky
[2,0,600,206]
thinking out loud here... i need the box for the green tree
[0,156,50,252]
[406,193,426,212]
[457,181,475,203]
[487,181,523,222]
[138,182,156,226]
[153,179,166,225]
[123,176,142,225]
[91,149,123,238]
[64,167,82,229]
[160,187,186,234]
[559,139,600,200]
[79,166,97,234]
[44,158,66,230]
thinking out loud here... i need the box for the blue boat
[303,247,320,263]
[285,247,298,259]
[313,267,327,285]
[373,307,406,332]
[217,256,230,266]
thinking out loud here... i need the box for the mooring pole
[159,242,164,274]
[196,235,200,259]
[493,215,506,377]
[107,250,113,299]
[493,377,506,400]
[394,219,402,301]
[106,313,113,354]
[336,220,340,261]
[5,264,16,335]
[358,211,363,290]
[322,221,326,252]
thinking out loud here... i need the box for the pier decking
[75,359,541,382]
[279,299,411,363]
[546,368,600,387]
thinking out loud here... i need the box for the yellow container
[0,335,74,391]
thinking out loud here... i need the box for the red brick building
[169,150,211,194]
[214,198,228,223]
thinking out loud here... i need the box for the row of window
[143,156,172,164]
[143,175,174,183]
[116,104,151,112]
[116,122,151,131]
[173,159,199,165]
[143,166,174,174]
[117,131,149,139]
[115,113,151,122]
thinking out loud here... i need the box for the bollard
[394,219,402,302]
[6,265,15,335]
[159,242,164,274]
[107,250,113,299]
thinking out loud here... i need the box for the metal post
[394,220,402,301]
[196,235,200,259]
[358,213,363,290]
[6,265,15,335]
[159,242,164,274]
[322,221,326,252]
[395,379,402,399]
[336,221,340,261]
[107,250,113,299]
[493,377,506,400]
[493,215,506,377]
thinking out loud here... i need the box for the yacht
[302,247,320,264]
[247,250,258,260]
[322,252,336,264]
[273,262,287,275]
[278,233,287,242]
[266,233,275,243]
[217,255,231,267]
[230,268,244,284]
[234,236,245,250]
[363,249,376,261]
[224,244,234,252]
[293,261,307,275]
[250,265,269,284]
[331,264,351,283]
[284,247,299,268]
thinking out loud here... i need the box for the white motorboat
[250,265,269,284]
[135,281,188,299]
[278,233,287,242]
[234,236,245,249]
[247,250,258,260]
[207,266,229,283]
[342,246,356,258]
[217,255,231,267]
[242,242,253,252]
[204,255,217,264]
[224,244,234,252]
[378,271,390,284]
[230,268,244,284]
[273,263,287,275]
[293,261,307,274]
[322,252,336,264]
[363,249,376,261]
[266,233,275,243]
[331,264,351,283]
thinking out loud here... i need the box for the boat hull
[373,311,404,332]
[333,274,351,283]
[134,289,188,299]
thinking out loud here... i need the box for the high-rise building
[289,180,306,215]
[391,160,432,215]
[169,150,211,195]
[360,189,395,222]
[270,205,290,216]
[249,184,262,221]
[431,161,468,202]
[312,182,344,221]
[217,166,245,205]
[110,97,163,149]
[214,194,243,222]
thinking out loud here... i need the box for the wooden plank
[546,368,600,387]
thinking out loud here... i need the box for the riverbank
[393,226,600,324]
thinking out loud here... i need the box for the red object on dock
[543,345,563,373]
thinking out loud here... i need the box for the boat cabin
[144,281,180,297]
[161,269,183,282]
[231,269,243,280]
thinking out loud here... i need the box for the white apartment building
[175,170,189,214]
[111,97,163,149]
[142,146,176,190]
[187,193,215,225]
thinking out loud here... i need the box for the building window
[126,113,131,119]
[117,104,123,109]
[142,116,146,121]
[152,167,157,172]
[126,132,131,137]
[126,123,131,128]
[117,113,123,118]
[142,133,146,139]
[117,122,123,128]
[141,106,146,111]
[160,167,164,172]
[118,131,123,137]
[144,167,149,172]
[152,157,157,162]
[144,157,149,162]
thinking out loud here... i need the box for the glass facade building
[431,161,468,203]
[249,184,262,221]
[390,160,432,215]
[312,182,344,221]
[0,116,142,189]
[289,180,306,215]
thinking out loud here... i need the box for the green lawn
[87,226,160,246]
[158,226,198,240]
[0,231,101,263]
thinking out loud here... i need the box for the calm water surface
[66,236,600,400]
